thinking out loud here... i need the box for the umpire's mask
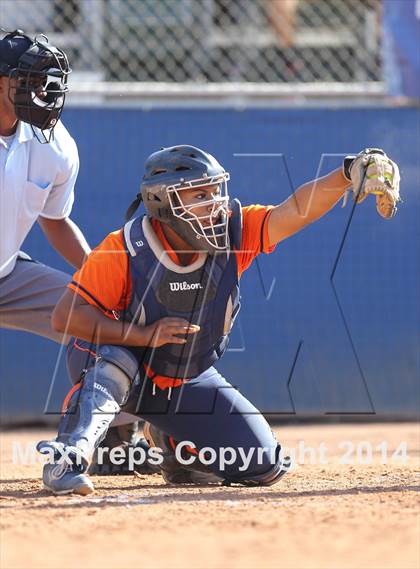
[0,29,70,143]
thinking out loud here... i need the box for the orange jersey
[69,205,276,314]
[68,205,276,390]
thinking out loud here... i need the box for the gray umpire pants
[0,257,70,343]
[0,256,136,426]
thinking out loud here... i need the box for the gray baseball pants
[0,257,70,343]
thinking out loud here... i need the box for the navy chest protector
[122,199,242,379]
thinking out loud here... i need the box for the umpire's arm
[38,217,91,269]
[267,167,351,246]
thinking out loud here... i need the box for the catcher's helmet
[126,145,231,254]
[0,29,70,142]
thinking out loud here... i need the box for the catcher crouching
[37,145,400,495]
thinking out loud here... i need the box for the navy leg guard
[66,339,146,475]
[56,363,127,469]
[55,345,141,470]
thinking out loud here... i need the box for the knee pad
[223,445,291,487]
[66,340,140,386]
[97,345,140,385]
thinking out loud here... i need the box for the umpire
[0,30,89,336]
[0,30,147,470]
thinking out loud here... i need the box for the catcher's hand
[140,317,200,348]
[343,148,401,219]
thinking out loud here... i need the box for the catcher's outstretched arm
[267,167,351,246]
[343,148,401,219]
[267,149,401,246]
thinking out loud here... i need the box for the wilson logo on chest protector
[169,281,204,292]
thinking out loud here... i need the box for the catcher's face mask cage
[132,145,232,254]
[1,30,70,143]
[167,173,231,251]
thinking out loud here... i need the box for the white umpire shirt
[0,120,79,279]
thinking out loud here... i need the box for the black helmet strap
[125,193,143,221]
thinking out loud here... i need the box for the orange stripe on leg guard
[73,339,97,358]
[61,382,81,413]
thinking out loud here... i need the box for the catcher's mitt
[343,148,401,219]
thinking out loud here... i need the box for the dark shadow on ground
[0,481,418,509]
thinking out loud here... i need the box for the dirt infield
[1,422,419,569]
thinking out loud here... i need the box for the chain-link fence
[2,0,382,88]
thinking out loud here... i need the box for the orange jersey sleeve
[236,205,276,277]
[68,229,131,314]
[68,206,275,314]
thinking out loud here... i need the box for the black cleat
[143,422,221,485]
[88,423,160,476]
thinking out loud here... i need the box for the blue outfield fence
[1,106,419,422]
